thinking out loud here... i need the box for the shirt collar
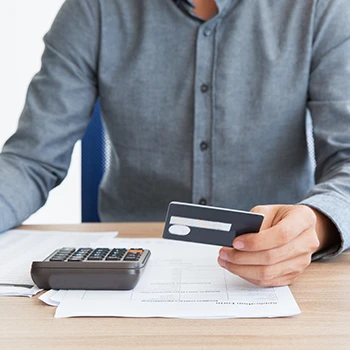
[173,0,195,9]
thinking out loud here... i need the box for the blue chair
[81,100,108,222]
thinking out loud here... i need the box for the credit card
[162,201,264,247]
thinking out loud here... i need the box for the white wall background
[0,0,81,225]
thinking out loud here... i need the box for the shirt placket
[192,21,217,206]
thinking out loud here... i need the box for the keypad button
[68,248,93,261]
[106,248,127,261]
[50,255,68,261]
[50,247,76,261]
[87,248,110,260]
[123,249,143,261]
[123,254,141,261]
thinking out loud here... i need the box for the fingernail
[233,240,244,249]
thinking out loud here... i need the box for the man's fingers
[233,205,317,251]
[218,253,311,285]
[220,228,319,266]
[243,272,301,287]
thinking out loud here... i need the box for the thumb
[250,205,279,232]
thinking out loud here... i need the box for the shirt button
[200,84,209,93]
[203,28,212,37]
[199,198,207,205]
[200,142,208,151]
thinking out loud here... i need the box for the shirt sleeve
[0,0,100,232]
[299,0,350,259]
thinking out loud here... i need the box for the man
[0,0,349,286]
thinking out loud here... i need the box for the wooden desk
[0,223,349,350]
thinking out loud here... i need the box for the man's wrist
[307,206,340,253]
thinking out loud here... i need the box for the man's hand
[217,204,323,287]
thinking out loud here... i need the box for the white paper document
[48,238,300,319]
[39,289,67,306]
[0,229,118,296]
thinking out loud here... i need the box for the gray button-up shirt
[1,0,349,258]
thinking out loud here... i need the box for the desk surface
[1,222,349,350]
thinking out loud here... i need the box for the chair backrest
[81,100,108,222]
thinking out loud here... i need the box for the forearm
[0,153,62,232]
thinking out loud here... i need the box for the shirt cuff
[299,193,349,260]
